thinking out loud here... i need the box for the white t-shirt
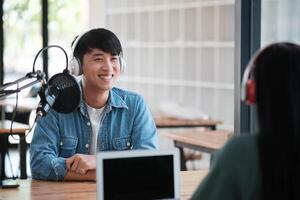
[86,103,105,155]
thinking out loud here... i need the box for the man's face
[82,48,121,92]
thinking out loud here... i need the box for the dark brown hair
[254,42,300,199]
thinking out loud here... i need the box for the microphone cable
[8,82,36,144]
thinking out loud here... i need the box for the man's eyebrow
[91,53,105,57]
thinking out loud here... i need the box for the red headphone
[241,56,256,105]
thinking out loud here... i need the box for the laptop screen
[97,150,180,200]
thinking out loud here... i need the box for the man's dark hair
[72,28,123,63]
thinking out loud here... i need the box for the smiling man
[30,28,158,181]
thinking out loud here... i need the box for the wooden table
[0,120,30,179]
[154,115,222,130]
[162,130,233,170]
[0,170,208,200]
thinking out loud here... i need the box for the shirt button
[60,142,63,146]
[126,142,131,147]
[85,144,89,148]
[87,122,91,126]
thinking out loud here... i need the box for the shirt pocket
[59,136,78,158]
[112,136,132,150]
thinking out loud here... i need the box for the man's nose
[101,59,114,71]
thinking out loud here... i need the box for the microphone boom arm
[0,70,45,100]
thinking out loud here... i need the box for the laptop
[97,149,180,200]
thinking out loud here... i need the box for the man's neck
[83,88,109,109]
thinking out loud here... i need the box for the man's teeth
[99,75,113,80]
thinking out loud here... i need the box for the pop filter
[48,69,81,113]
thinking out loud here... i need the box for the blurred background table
[154,115,222,130]
[162,130,233,170]
[0,97,37,180]
[0,120,29,179]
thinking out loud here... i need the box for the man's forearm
[64,170,96,181]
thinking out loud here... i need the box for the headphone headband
[241,59,255,90]
[71,30,89,59]
[241,50,260,105]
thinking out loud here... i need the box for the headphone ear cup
[119,57,126,73]
[245,79,256,105]
[69,57,82,76]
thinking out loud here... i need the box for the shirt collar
[78,81,128,117]
[107,88,128,110]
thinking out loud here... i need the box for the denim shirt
[30,87,158,181]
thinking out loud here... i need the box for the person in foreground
[192,42,300,200]
[30,28,158,181]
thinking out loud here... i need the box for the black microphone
[35,69,81,121]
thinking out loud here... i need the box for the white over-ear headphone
[69,31,126,76]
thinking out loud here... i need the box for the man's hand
[64,170,96,181]
[65,154,96,174]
